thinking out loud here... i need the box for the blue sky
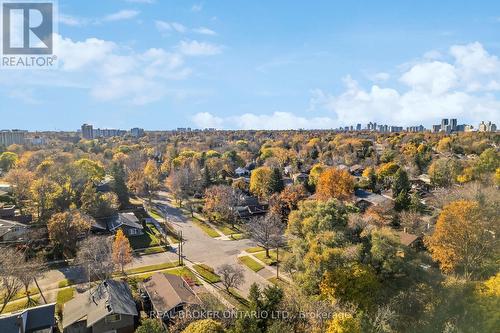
[1,0,500,130]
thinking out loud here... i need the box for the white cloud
[177,40,222,56]
[191,112,224,128]
[191,3,203,12]
[370,72,390,82]
[103,10,140,22]
[192,111,337,130]
[59,14,88,26]
[193,27,217,36]
[155,20,187,33]
[309,42,500,126]
[13,34,199,105]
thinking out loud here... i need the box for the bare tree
[0,249,23,313]
[16,256,47,306]
[166,166,199,207]
[76,236,114,282]
[246,213,285,258]
[217,264,245,293]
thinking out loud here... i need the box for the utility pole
[276,247,279,280]
[178,230,184,266]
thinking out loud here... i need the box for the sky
[1,0,500,131]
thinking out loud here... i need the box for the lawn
[191,217,220,238]
[136,246,167,255]
[253,250,279,266]
[149,209,163,220]
[124,261,179,275]
[238,256,264,272]
[193,264,221,283]
[127,225,162,250]
[245,246,265,253]
[3,296,40,313]
[58,279,76,288]
[56,287,75,314]
[163,267,202,286]
[220,288,249,308]
[267,277,289,286]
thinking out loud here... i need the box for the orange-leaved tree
[316,167,354,201]
[112,229,133,273]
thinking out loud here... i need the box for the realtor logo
[1,0,57,68]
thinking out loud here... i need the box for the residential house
[0,303,56,333]
[396,229,424,249]
[63,280,138,333]
[234,167,250,178]
[0,218,28,243]
[292,172,309,184]
[94,212,144,236]
[0,203,15,219]
[349,164,364,177]
[140,273,201,322]
[354,189,393,212]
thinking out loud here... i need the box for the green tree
[111,161,129,208]
[269,167,284,194]
[135,319,166,333]
[0,152,18,172]
[182,319,224,333]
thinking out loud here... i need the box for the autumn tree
[428,158,460,187]
[47,210,92,257]
[246,213,285,258]
[80,182,119,218]
[144,160,160,203]
[5,168,34,214]
[166,166,199,207]
[249,166,273,199]
[425,200,499,279]
[316,167,354,201]
[321,264,380,311]
[182,319,224,333]
[217,264,245,293]
[31,177,61,221]
[326,313,361,333]
[269,184,308,221]
[203,185,239,226]
[112,229,133,273]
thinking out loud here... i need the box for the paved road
[153,191,270,297]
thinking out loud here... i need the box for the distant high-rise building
[130,128,145,138]
[450,118,457,131]
[81,124,93,139]
[356,123,361,131]
[432,125,441,133]
[0,130,27,146]
[441,119,449,131]
[478,121,497,132]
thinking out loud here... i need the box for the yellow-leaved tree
[112,229,133,273]
[425,200,498,279]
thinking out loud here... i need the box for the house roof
[63,280,137,329]
[0,219,27,239]
[355,189,392,206]
[395,231,420,246]
[107,212,143,232]
[0,303,56,333]
[143,273,201,314]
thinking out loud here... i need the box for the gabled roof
[107,212,143,232]
[0,303,56,333]
[0,219,28,238]
[355,189,392,206]
[63,280,137,329]
[143,273,201,314]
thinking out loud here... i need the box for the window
[105,314,121,323]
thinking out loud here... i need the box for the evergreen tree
[392,169,410,211]
[269,167,284,194]
[111,162,129,208]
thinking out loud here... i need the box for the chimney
[16,314,25,333]
[403,227,408,233]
